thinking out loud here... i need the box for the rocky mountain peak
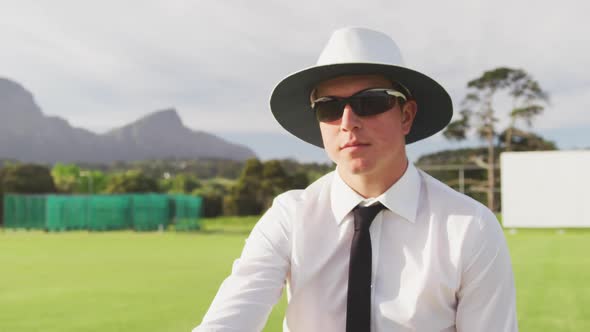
[0,77,43,117]
[136,108,183,128]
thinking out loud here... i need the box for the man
[194,27,517,331]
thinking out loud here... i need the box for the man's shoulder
[417,168,502,242]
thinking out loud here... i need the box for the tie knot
[353,202,385,231]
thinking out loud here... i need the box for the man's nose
[340,104,362,131]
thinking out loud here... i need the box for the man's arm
[193,197,292,332]
[456,207,518,332]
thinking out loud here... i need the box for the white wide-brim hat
[270,27,453,147]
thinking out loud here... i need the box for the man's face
[315,74,416,178]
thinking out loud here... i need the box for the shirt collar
[330,162,421,225]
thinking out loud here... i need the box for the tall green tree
[443,67,549,210]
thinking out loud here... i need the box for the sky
[1,0,589,162]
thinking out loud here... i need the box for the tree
[79,170,108,194]
[192,180,232,218]
[51,164,107,194]
[224,159,264,216]
[51,163,81,193]
[103,170,159,193]
[498,128,557,152]
[290,171,310,189]
[443,67,549,210]
[260,160,291,209]
[1,164,57,194]
[162,174,202,194]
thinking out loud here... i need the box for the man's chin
[342,159,375,176]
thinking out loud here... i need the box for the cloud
[0,0,588,140]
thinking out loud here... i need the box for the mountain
[103,109,256,161]
[0,78,256,163]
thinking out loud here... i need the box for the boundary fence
[2,193,203,232]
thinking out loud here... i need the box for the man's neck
[338,158,409,198]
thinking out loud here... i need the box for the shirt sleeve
[192,196,292,332]
[456,207,518,332]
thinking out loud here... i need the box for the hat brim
[270,63,453,147]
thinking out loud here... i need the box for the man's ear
[401,101,417,135]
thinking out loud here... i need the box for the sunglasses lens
[357,95,395,116]
[315,101,344,122]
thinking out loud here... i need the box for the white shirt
[194,163,518,331]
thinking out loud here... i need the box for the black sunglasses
[310,88,407,122]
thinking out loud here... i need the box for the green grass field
[1,218,589,331]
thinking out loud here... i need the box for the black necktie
[346,203,385,332]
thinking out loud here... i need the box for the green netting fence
[172,195,204,231]
[2,193,203,232]
[3,194,46,229]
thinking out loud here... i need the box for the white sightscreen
[501,150,590,228]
